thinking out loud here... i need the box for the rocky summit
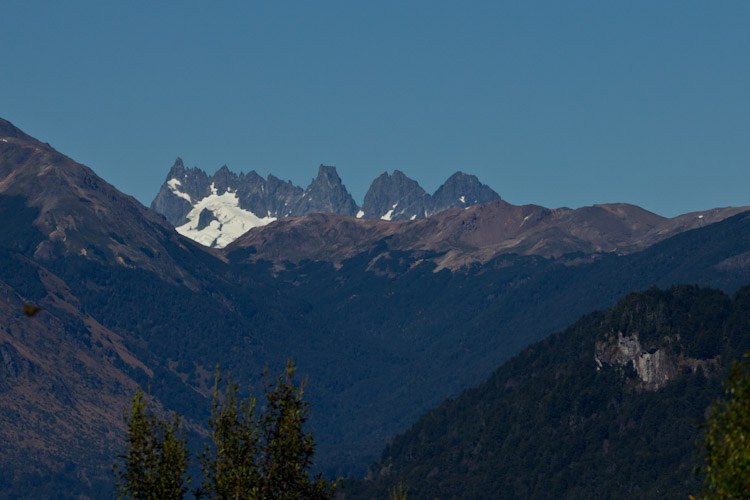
[360,170,501,221]
[151,160,500,247]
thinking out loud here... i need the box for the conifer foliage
[114,360,336,500]
[199,369,261,499]
[697,354,750,499]
[257,361,334,500]
[114,388,190,500]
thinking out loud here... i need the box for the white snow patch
[380,202,399,221]
[523,215,531,221]
[697,214,704,219]
[356,210,365,219]
[167,178,192,203]
[459,195,466,203]
[1,139,8,143]
[176,191,275,248]
[410,214,417,220]
[381,209,394,221]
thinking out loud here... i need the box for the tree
[257,360,335,500]
[695,354,750,499]
[114,387,190,500]
[199,359,337,500]
[198,369,262,499]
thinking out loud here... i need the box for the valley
[1,117,750,498]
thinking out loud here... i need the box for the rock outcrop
[595,332,677,389]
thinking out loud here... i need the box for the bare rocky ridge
[361,170,430,220]
[0,119,211,283]
[428,171,500,214]
[227,199,750,270]
[153,157,745,258]
[150,158,307,225]
[151,161,500,247]
[359,170,501,221]
[151,161,357,247]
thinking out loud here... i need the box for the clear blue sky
[2,1,748,217]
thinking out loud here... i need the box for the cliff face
[594,328,717,390]
[594,332,678,389]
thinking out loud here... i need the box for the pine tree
[114,388,190,500]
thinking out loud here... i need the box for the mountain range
[2,117,750,498]
[150,159,501,248]
[226,201,748,271]
[151,158,747,267]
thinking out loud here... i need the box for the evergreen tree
[116,361,335,499]
[199,370,262,499]
[696,354,750,499]
[114,388,190,500]
[257,360,335,500]
[199,360,337,499]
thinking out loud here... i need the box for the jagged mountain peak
[151,159,503,247]
[168,157,186,174]
[361,170,428,220]
[243,169,264,183]
[306,164,347,194]
[360,169,500,221]
[211,164,239,193]
[371,169,411,182]
[295,164,359,217]
[152,161,359,247]
[444,170,472,181]
[315,164,341,181]
[430,171,500,211]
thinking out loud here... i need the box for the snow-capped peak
[176,190,275,248]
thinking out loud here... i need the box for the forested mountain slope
[2,117,750,497]
[344,285,750,500]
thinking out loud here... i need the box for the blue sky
[1,1,748,217]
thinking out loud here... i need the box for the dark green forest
[343,285,750,500]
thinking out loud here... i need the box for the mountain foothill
[1,116,750,498]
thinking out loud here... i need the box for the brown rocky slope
[227,199,749,270]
